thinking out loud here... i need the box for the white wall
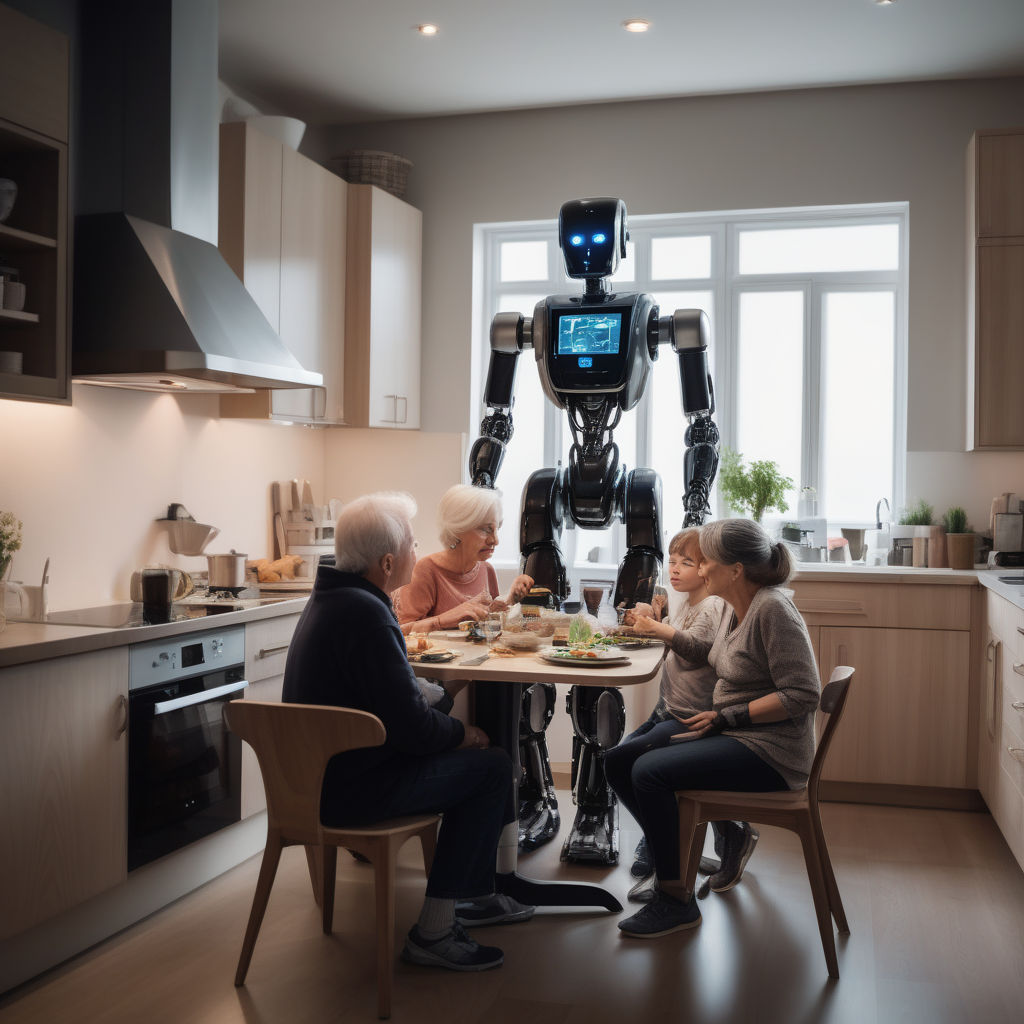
[309,77,1024,531]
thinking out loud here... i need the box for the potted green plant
[717,447,794,523]
[0,509,23,634]
[899,499,934,567]
[944,506,975,570]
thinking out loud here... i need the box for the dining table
[409,634,667,913]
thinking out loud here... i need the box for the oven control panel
[129,625,246,690]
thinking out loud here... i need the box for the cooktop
[38,597,292,630]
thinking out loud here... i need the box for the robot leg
[517,682,560,851]
[561,684,626,864]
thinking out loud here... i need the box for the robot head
[559,198,628,281]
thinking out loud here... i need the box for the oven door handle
[152,679,249,716]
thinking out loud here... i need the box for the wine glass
[480,614,503,649]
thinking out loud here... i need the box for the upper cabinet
[0,3,70,405]
[966,128,1024,450]
[218,122,347,424]
[344,184,422,429]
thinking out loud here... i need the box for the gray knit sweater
[708,586,821,789]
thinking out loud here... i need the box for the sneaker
[630,836,652,877]
[626,872,658,904]
[708,822,759,893]
[455,892,535,926]
[618,889,701,938]
[401,923,504,971]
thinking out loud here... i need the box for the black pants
[323,746,515,899]
[605,731,785,882]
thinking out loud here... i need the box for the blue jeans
[322,746,515,899]
[605,718,785,881]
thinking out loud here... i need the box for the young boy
[604,528,755,897]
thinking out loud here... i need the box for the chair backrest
[807,666,854,796]
[224,700,386,842]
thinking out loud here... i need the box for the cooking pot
[130,566,194,602]
[207,550,247,590]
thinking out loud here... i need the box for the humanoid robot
[471,197,720,864]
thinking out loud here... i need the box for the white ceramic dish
[538,647,630,667]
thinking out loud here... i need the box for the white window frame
[474,202,908,576]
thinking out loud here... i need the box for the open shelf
[0,223,57,250]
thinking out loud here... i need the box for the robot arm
[469,311,532,487]
[659,309,720,527]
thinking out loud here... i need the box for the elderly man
[282,491,531,972]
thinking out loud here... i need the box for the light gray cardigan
[708,585,821,789]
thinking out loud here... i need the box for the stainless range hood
[72,0,321,394]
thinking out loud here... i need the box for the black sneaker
[401,923,504,971]
[618,889,701,938]
[455,893,535,926]
[708,822,759,893]
[630,836,652,877]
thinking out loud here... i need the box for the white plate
[538,647,630,667]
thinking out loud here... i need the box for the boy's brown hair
[667,527,703,559]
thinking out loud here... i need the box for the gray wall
[310,78,1024,461]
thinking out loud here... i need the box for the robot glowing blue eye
[592,233,607,244]
[569,234,584,246]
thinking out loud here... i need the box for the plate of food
[410,649,456,663]
[596,635,663,650]
[538,646,630,667]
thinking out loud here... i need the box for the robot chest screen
[546,301,638,392]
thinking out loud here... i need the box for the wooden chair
[675,666,854,979]
[224,699,439,1019]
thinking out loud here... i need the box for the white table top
[408,638,666,687]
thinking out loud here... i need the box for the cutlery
[461,652,490,667]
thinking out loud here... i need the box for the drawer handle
[795,600,867,615]
[1017,626,1024,637]
[257,643,290,659]
[116,693,129,739]
[1014,662,1024,677]
[1009,747,1024,764]
[1012,701,1024,713]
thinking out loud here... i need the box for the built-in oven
[127,625,248,871]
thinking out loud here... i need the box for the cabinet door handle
[257,643,290,659]
[1009,747,1024,764]
[1012,701,1024,713]
[383,394,398,423]
[397,395,408,423]
[1013,662,1024,677]
[116,693,129,738]
[313,386,327,419]
[1017,626,1024,637]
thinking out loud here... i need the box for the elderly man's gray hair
[437,484,503,549]
[334,492,417,574]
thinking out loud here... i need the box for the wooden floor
[3,795,1024,1024]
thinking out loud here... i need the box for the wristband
[719,703,752,729]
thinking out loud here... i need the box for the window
[475,205,907,577]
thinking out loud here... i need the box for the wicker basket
[332,150,413,199]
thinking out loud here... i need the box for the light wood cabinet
[240,613,300,818]
[966,127,1024,449]
[344,184,422,429]
[0,3,70,405]
[978,589,1024,872]
[0,647,129,940]
[792,578,975,794]
[218,122,347,424]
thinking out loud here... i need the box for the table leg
[474,679,623,913]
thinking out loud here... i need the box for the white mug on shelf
[3,280,26,312]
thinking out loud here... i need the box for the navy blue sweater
[282,566,465,779]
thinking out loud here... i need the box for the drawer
[791,581,972,630]
[245,613,301,683]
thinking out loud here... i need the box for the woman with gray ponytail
[617,517,820,940]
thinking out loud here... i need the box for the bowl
[0,179,16,223]
[248,115,306,151]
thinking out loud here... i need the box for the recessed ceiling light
[622,19,651,33]
[416,23,439,36]
[874,1,896,6]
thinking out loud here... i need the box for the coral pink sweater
[394,554,499,630]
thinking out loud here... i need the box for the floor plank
[2,797,1023,1023]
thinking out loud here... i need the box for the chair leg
[678,801,707,894]
[321,845,338,934]
[372,837,400,1019]
[235,834,284,987]
[796,818,840,979]
[305,844,324,907]
[811,804,849,934]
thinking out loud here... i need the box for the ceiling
[219,0,1024,126]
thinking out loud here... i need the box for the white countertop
[0,597,308,669]
[976,571,1024,611]
[790,562,983,585]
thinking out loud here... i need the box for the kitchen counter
[975,570,1024,611]
[0,597,309,669]
[791,562,983,585]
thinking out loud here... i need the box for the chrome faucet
[875,497,891,531]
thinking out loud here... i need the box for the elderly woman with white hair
[283,491,533,972]
[396,483,534,635]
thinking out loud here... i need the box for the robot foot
[518,803,561,852]
[560,808,619,865]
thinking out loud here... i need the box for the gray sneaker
[401,923,504,971]
[455,892,535,926]
[708,822,759,893]
[617,889,701,938]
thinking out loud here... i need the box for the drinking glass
[480,614,503,648]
